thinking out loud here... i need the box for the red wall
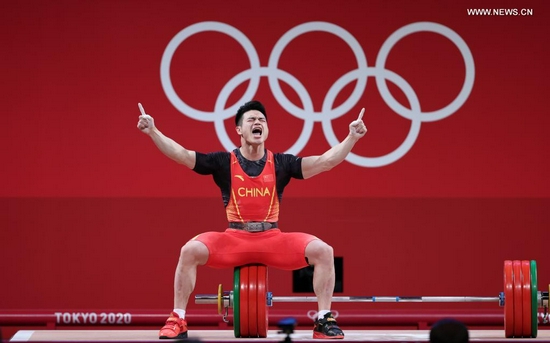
[1,0,549,318]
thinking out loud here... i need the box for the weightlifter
[137,100,367,339]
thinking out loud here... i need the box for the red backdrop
[1,0,548,323]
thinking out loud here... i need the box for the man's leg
[174,240,209,309]
[305,240,344,339]
[159,240,209,339]
[305,239,335,310]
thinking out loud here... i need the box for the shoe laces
[307,310,340,321]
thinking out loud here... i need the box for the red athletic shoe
[313,312,344,339]
[159,312,188,339]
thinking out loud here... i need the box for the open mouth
[252,127,263,137]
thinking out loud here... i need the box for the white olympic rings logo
[160,21,475,167]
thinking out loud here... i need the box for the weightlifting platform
[7,329,550,342]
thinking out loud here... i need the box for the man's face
[236,110,269,145]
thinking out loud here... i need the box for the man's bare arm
[301,108,366,179]
[137,104,196,169]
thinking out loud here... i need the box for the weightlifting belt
[229,222,278,232]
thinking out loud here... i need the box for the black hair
[430,319,469,343]
[235,100,267,126]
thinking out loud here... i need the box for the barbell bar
[197,294,503,305]
[195,260,549,338]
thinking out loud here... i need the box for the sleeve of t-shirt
[275,153,304,180]
[193,151,230,175]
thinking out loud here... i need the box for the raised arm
[137,104,196,169]
[301,108,366,179]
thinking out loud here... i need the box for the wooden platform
[9,330,550,342]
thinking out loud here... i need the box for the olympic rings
[160,21,475,167]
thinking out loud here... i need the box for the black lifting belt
[229,222,278,232]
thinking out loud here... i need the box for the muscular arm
[301,108,367,179]
[301,135,360,179]
[137,112,196,169]
[148,127,196,169]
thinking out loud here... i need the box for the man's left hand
[349,108,367,139]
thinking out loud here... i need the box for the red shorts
[193,228,318,270]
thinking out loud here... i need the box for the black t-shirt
[193,148,303,207]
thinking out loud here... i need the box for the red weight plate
[248,265,258,337]
[521,260,531,337]
[512,260,523,337]
[257,265,268,338]
[240,266,250,337]
[504,260,514,338]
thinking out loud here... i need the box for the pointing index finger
[357,108,365,121]
[138,103,146,116]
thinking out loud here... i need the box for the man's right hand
[137,113,155,134]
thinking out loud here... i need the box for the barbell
[195,260,549,338]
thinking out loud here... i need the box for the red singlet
[193,150,318,270]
